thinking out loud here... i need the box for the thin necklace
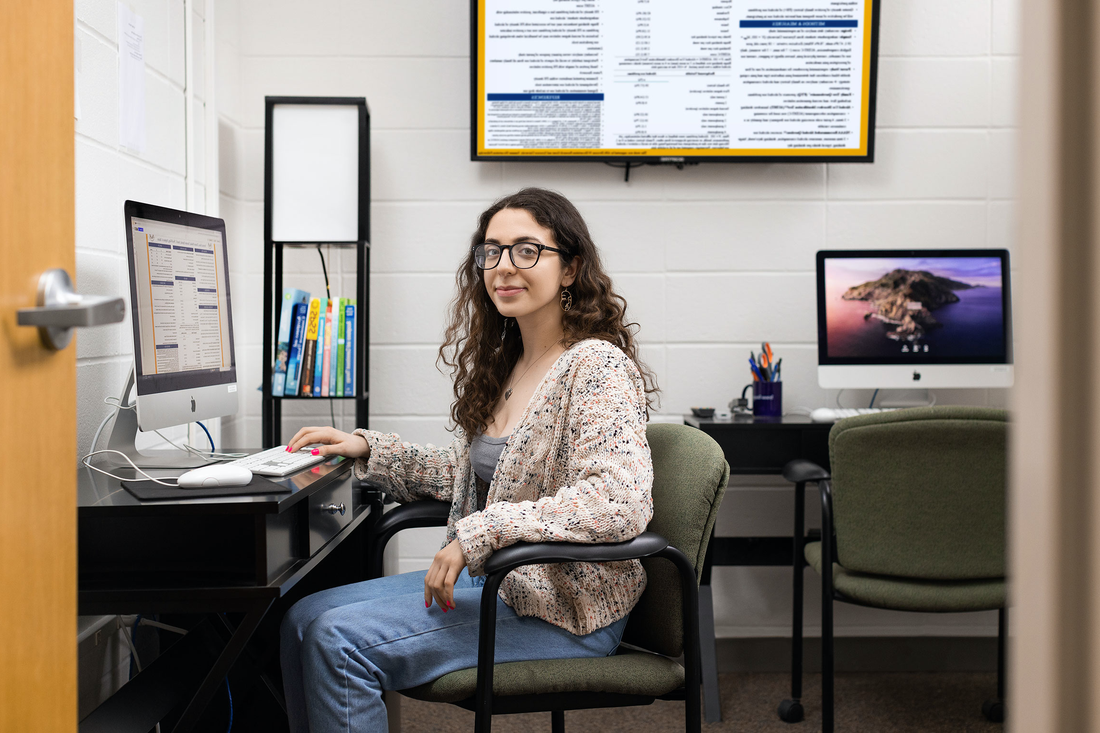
[505,340,560,401]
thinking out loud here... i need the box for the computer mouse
[810,408,838,423]
[177,464,254,489]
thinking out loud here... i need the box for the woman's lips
[496,287,525,297]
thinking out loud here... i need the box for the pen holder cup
[752,381,782,418]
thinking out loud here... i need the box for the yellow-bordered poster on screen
[472,0,880,162]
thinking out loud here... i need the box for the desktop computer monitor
[816,249,1013,389]
[112,201,239,467]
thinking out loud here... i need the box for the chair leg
[822,583,834,733]
[821,483,835,733]
[551,709,565,733]
[982,607,1006,723]
[779,480,807,724]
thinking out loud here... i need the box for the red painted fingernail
[285,446,291,452]
[425,600,430,608]
[448,601,454,609]
[311,449,320,455]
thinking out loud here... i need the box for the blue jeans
[281,568,628,732]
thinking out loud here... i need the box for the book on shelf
[283,302,309,396]
[320,299,333,397]
[335,299,347,397]
[312,297,328,397]
[298,298,321,396]
[272,288,310,396]
[272,290,358,399]
[344,300,356,397]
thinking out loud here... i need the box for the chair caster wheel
[982,699,1005,723]
[778,699,804,723]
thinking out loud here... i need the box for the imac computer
[106,201,239,467]
[816,249,1013,389]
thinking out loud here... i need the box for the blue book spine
[284,303,308,396]
[343,303,355,397]
[272,288,309,396]
[312,298,327,397]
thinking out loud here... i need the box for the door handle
[17,268,126,350]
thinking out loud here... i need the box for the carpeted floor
[398,672,1004,732]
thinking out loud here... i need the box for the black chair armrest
[471,531,699,729]
[482,532,670,576]
[368,499,450,579]
[782,458,830,484]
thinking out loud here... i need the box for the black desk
[684,415,831,723]
[77,455,384,733]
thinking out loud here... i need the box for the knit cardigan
[352,338,654,635]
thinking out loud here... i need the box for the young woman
[280,187,659,732]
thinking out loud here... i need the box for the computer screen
[816,249,1013,389]
[124,201,238,431]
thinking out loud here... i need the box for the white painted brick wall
[214,0,1015,638]
[74,0,218,707]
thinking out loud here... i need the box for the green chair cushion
[400,649,685,703]
[805,541,1005,613]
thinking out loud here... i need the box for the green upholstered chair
[367,422,730,733]
[779,406,1007,732]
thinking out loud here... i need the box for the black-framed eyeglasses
[472,242,567,270]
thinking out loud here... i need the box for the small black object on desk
[683,414,832,724]
[78,453,385,733]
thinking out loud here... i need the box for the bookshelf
[261,97,370,448]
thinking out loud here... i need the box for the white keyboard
[810,407,898,423]
[225,444,328,477]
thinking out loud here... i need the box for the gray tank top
[470,432,510,487]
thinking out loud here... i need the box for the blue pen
[748,357,764,382]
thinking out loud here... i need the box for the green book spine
[335,298,347,398]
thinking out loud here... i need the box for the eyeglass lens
[475,243,542,269]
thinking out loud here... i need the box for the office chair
[777,406,1007,732]
[367,422,730,733]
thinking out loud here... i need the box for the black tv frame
[469,0,881,164]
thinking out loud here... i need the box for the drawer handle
[323,502,346,516]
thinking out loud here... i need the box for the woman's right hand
[286,426,371,460]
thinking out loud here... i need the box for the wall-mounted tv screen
[471,0,881,163]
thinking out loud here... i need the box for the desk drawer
[309,477,354,553]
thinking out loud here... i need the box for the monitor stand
[877,389,933,408]
[104,368,214,469]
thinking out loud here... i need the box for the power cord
[81,450,182,487]
[315,245,338,429]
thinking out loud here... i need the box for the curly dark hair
[438,188,659,436]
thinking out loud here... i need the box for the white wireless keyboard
[225,444,328,477]
[810,407,898,423]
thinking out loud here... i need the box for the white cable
[139,618,189,636]
[152,427,246,460]
[81,450,182,487]
[117,616,143,673]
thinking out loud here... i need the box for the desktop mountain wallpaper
[824,258,1005,359]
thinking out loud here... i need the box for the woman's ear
[561,256,580,288]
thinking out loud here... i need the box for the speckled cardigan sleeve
[452,346,653,576]
[350,429,467,504]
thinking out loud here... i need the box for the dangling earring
[500,317,509,342]
[560,289,573,312]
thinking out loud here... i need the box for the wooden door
[0,1,77,731]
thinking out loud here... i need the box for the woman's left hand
[424,539,468,612]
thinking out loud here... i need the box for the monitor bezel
[123,200,238,397]
[468,0,881,164]
[816,248,1013,367]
